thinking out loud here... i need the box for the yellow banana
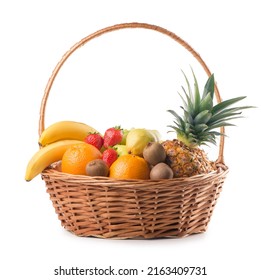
[39,121,99,146]
[25,140,83,181]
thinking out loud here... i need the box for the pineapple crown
[168,69,253,147]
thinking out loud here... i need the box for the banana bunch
[25,121,99,181]
[38,121,98,146]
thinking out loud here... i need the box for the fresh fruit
[55,160,62,172]
[103,126,123,148]
[162,139,215,177]
[126,128,157,156]
[39,121,99,146]
[143,142,166,166]
[113,144,129,157]
[61,142,102,175]
[165,69,252,177]
[86,159,109,177]
[84,133,104,150]
[120,129,129,145]
[109,154,150,180]
[147,130,161,142]
[25,140,83,181]
[150,162,174,179]
[102,148,118,167]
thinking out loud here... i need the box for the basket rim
[42,161,228,187]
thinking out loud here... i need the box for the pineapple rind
[162,139,216,178]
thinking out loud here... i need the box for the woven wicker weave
[40,23,228,239]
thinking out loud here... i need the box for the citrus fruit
[109,154,150,180]
[61,142,102,175]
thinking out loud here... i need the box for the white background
[1,0,260,279]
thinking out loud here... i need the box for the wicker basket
[40,23,229,239]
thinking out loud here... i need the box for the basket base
[42,166,228,239]
[63,226,208,240]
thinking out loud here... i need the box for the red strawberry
[102,148,118,167]
[103,126,123,148]
[84,133,104,150]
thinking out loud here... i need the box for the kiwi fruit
[143,142,166,166]
[150,162,173,179]
[86,159,109,177]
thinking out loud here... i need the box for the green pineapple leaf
[181,106,194,124]
[181,70,193,99]
[167,109,183,123]
[193,124,208,133]
[179,90,194,114]
[202,74,215,99]
[212,96,247,115]
[208,110,243,125]
[205,122,235,131]
[199,92,213,112]
[194,110,212,125]
[191,69,201,116]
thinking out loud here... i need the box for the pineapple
[162,139,215,177]
[162,70,252,178]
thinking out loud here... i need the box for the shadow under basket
[41,163,228,239]
[38,23,230,239]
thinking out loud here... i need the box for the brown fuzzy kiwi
[150,162,173,179]
[143,142,166,166]
[86,159,109,177]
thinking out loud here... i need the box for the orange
[109,154,150,180]
[61,143,102,175]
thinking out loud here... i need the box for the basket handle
[39,22,225,165]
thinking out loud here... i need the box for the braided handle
[39,22,225,164]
